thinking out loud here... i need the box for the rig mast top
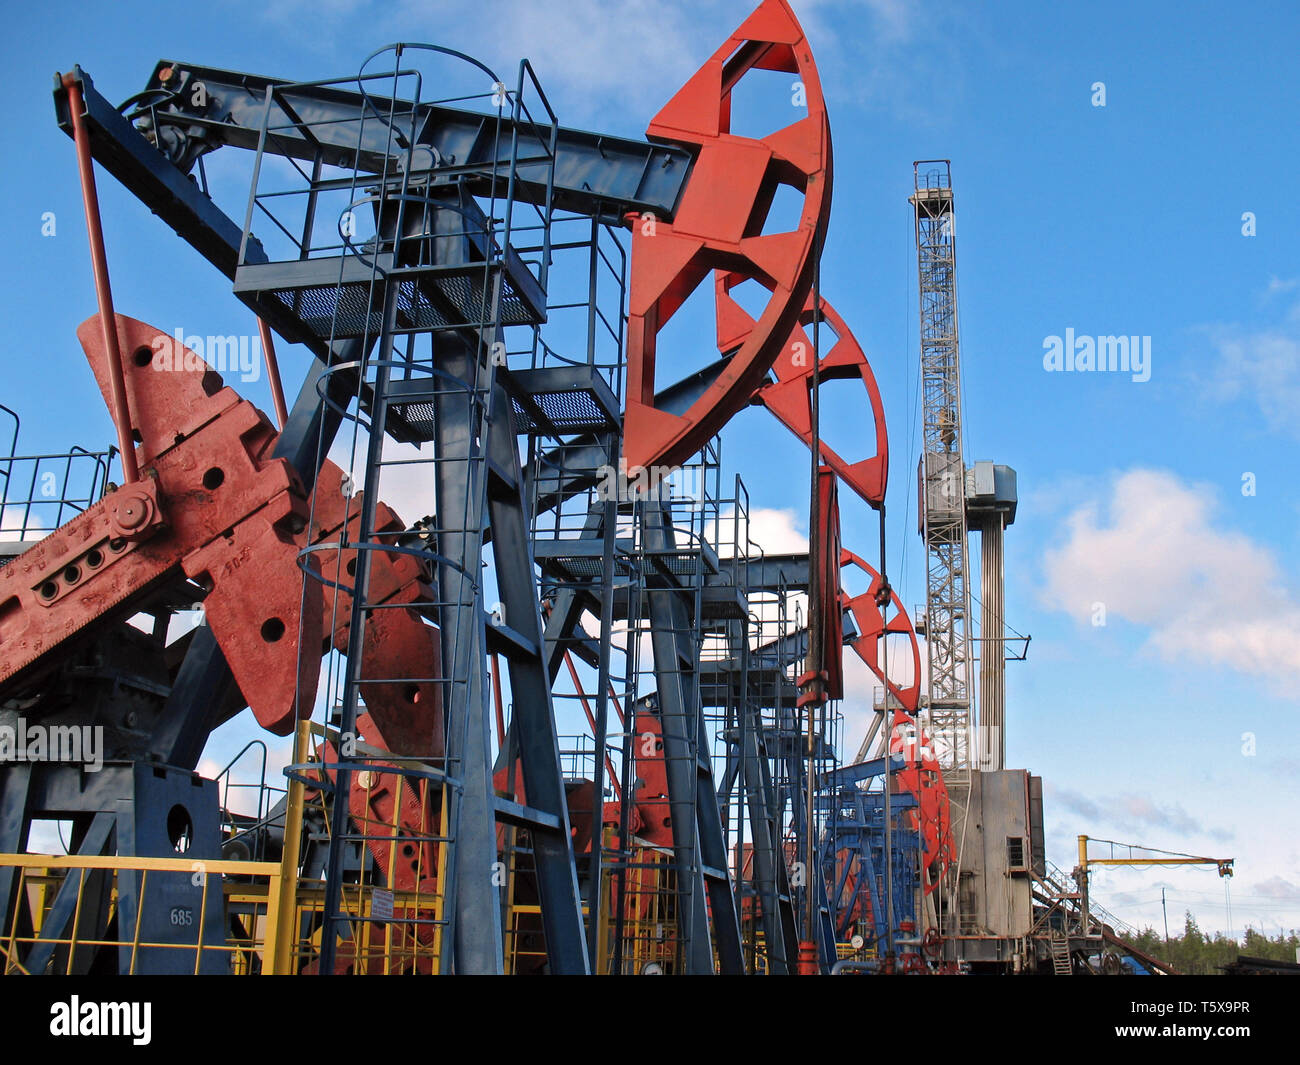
[911,160,974,775]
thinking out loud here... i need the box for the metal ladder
[1050,930,1072,975]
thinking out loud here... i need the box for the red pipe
[606,683,627,727]
[564,652,621,800]
[61,72,138,484]
[257,317,289,429]
[491,653,507,749]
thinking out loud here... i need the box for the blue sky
[3,0,1298,938]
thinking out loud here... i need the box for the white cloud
[254,0,935,122]
[798,0,917,45]
[744,506,809,556]
[198,735,293,818]
[25,821,69,855]
[1209,325,1300,435]
[1047,783,1232,845]
[1253,876,1300,900]
[256,0,731,120]
[1204,284,1300,435]
[326,435,432,528]
[1040,468,1300,693]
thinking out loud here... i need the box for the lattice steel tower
[910,161,974,775]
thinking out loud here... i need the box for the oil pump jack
[0,0,953,975]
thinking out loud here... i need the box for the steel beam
[120,61,693,225]
[484,369,591,975]
[642,500,742,974]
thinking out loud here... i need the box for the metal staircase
[1049,930,1072,975]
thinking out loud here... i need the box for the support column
[978,515,1005,771]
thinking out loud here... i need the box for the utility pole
[1162,887,1170,953]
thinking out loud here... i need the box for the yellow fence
[0,853,288,975]
[0,853,446,976]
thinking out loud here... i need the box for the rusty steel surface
[1,320,446,878]
[0,314,321,733]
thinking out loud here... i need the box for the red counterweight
[0,314,321,733]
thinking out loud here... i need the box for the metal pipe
[831,958,880,974]
[257,317,290,429]
[491,653,507,747]
[802,254,823,958]
[586,492,617,965]
[270,719,310,973]
[978,515,1006,770]
[564,651,620,800]
[880,507,895,960]
[61,73,138,484]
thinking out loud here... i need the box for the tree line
[1123,912,1298,974]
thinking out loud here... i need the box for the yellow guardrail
[0,853,447,976]
[0,853,288,975]
[3,723,447,976]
